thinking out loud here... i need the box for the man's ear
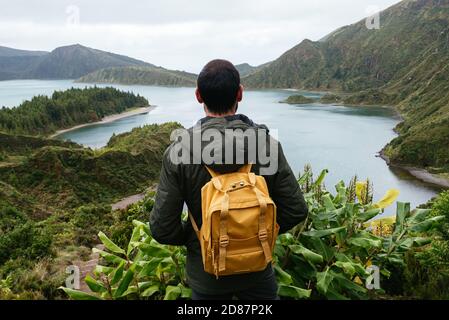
[195,88,203,104]
[236,84,243,102]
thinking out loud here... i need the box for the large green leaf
[397,237,431,250]
[302,226,346,238]
[316,211,338,222]
[164,285,182,300]
[332,272,367,297]
[333,181,347,205]
[128,225,143,256]
[316,268,334,294]
[348,232,382,249]
[121,286,138,297]
[60,287,101,300]
[85,274,106,293]
[93,265,114,276]
[274,264,293,285]
[278,284,311,299]
[138,241,173,258]
[289,244,324,264]
[394,202,410,236]
[298,170,312,186]
[110,261,125,286]
[180,285,192,299]
[138,281,155,291]
[307,237,335,262]
[314,169,329,188]
[114,269,135,298]
[407,208,431,224]
[322,194,336,211]
[326,287,350,300]
[411,237,432,247]
[334,262,356,277]
[139,258,164,277]
[342,203,356,221]
[278,233,295,246]
[132,220,151,236]
[409,216,445,233]
[357,208,381,222]
[93,248,127,264]
[98,231,126,255]
[334,253,367,275]
[141,284,160,297]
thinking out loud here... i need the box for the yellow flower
[356,181,367,203]
[373,189,400,209]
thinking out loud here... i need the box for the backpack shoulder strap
[188,211,200,241]
[205,166,219,178]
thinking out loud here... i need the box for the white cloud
[0,0,402,72]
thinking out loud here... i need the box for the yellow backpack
[189,164,279,278]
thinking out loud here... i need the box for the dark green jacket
[150,114,308,295]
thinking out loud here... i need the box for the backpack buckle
[219,235,229,247]
[258,229,268,241]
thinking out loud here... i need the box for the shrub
[430,190,449,240]
[1,259,66,300]
[62,167,445,300]
[0,207,53,265]
[71,204,113,247]
[109,197,153,248]
[395,191,449,299]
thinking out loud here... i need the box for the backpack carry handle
[205,163,253,178]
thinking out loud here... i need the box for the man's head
[196,59,243,116]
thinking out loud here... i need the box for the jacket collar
[197,114,256,127]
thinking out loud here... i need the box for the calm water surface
[0,80,441,215]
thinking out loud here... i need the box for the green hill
[0,123,180,209]
[29,44,152,79]
[235,62,272,77]
[243,0,449,176]
[77,66,197,87]
[0,132,79,155]
[0,44,198,85]
[243,1,449,91]
[0,46,48,80]
[0,46,48,57]
[0,44,153,80]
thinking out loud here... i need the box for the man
[150,59,308,300]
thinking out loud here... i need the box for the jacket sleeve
[271,143,308,233]
[150,147,186,245]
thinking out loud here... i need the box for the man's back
[150,113,308,298]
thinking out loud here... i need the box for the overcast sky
[0,0,401,73]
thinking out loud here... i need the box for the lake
[0,79,441,215]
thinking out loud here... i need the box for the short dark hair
[197,59,240,114]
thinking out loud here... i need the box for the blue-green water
[0,79,441,215]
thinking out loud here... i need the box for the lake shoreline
[1,79,438,210]
[49,106,156,138]
[378,150,449,189]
